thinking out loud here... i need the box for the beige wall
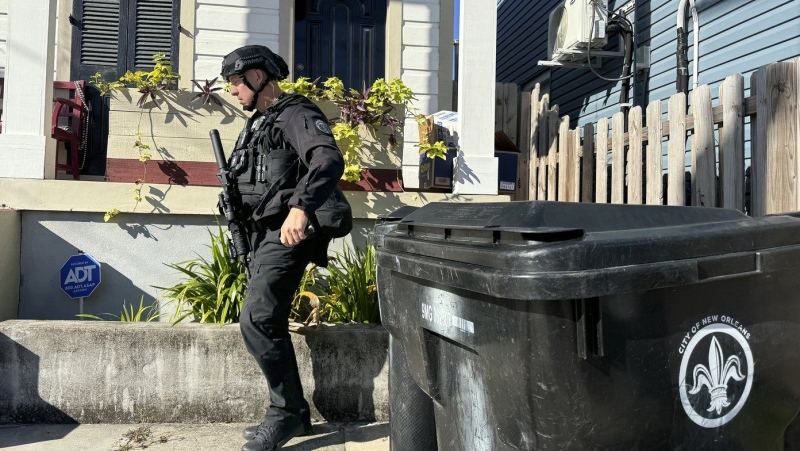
[0,178,507,218]
[0,209,20,321]
[55,0,72,81]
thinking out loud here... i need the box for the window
[71,0,180,81]
[69,0,180,176]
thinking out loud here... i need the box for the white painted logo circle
[679,321,754,428]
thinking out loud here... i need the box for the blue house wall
[497,0,800,127]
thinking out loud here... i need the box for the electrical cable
[587,1,635,82]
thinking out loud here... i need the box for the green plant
[279,76,419,183]
[77,296,162,322]
[118,53,180,108]
[319,244,380,324]
[156,225,248,325]
[279,76,322,98]
[418,141,450,160]
[156,226,382,326]
[91,53,181,221]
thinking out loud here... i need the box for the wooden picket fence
[497,58,800,216]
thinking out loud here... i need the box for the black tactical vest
[228,95,308,216]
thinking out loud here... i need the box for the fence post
[718,74,745,212]
[547,107,560,201]
[595,117,609,203]
[751,61,799,215]
[691,85,716,207]
[611,112,625,204]
[505,84,518,148]
[668,93,687,206]
[517,90,531,200]
[628,106,643,204]
[537,94,550,200]
[558,117,570,201]
[527,85,541,200]
[646,100,663,205]
[570,128,581,201]
[582,122,594,202]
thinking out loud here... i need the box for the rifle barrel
[210,129,228,169]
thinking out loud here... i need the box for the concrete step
[0,422,389,451]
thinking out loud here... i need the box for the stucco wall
[17,211,375,321]
[0,208,20,321]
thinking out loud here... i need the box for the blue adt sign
[60,254,101,299]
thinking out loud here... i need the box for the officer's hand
[281,207,309,247]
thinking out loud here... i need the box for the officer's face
[228,73,254,108]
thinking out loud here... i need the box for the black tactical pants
[240,229,313,429]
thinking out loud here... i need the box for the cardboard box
[418,111,460,190]
[494,131,520,193]
[419,147,458,190]
[416,112,520,193]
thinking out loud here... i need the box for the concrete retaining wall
[0,320,388,424]
[0,209,20,321]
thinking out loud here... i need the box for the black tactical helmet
[220,45,289,82]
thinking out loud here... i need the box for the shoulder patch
[315,119,332,135]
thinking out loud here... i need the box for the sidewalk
[0,422,389,451]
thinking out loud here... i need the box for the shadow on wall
[306,325,388,422]
[18,211,218,321]
[19,224,158,320]
[0,333,77,445]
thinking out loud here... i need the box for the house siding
[498,0,800,129]
[401,0,444,188]
[192,0,281,83]
[496,0,563,87]
[0,0,7,78]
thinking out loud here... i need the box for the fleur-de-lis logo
[688,336,746,415]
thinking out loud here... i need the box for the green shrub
[157,225,380,325]
[77,295,162,322]
[156,225,247,325]
[319,244,380,324]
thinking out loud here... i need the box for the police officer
[220,45,346,451]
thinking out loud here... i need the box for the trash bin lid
[378,201,800,299]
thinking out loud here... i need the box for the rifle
[210,129,251,273]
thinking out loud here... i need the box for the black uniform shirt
[241,93,345,227]
[267,94,345,215]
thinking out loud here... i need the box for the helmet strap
[242,75,270,112]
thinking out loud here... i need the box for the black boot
[241,421,306,451]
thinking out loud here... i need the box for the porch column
[0,0,58,179]
[453,0,498,195]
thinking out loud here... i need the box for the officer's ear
[253,69,268,85]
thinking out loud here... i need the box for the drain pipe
[616,22,634,115]
[676,0,699,94]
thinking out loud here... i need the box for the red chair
[51,81,88,180]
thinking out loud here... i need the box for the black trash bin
[375,201,800,450]
[372,207,439,451]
